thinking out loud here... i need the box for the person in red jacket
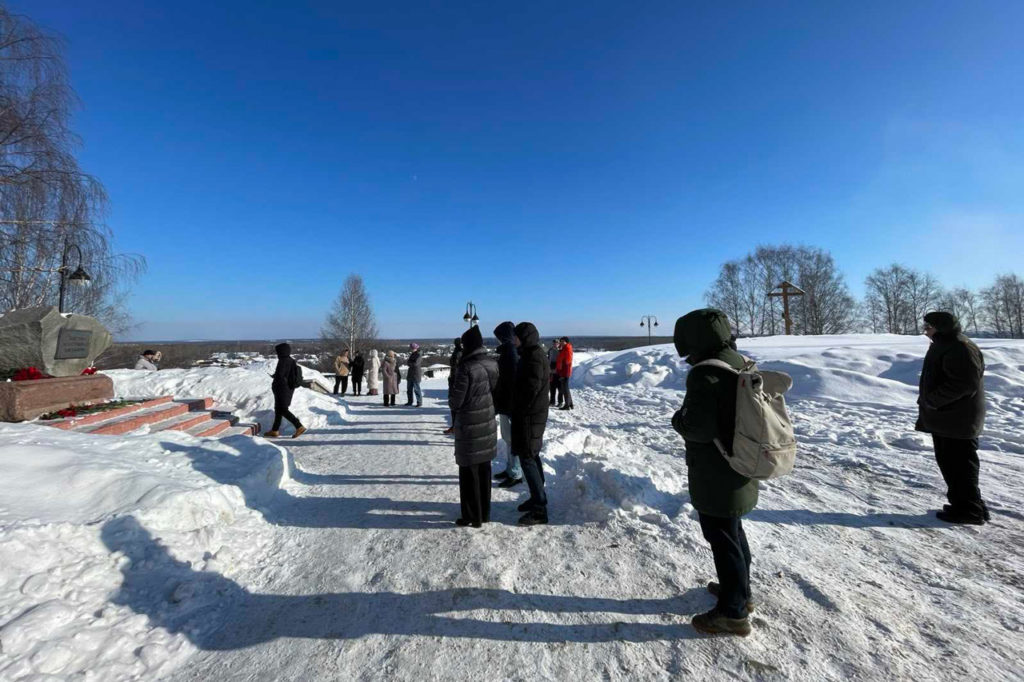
[555,336,574,410]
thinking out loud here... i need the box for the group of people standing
[332,345,424,407]
[448,322,552,527]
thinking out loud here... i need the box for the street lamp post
[463,301,479,328]
[639,315,659,345]
[57,239,92,314]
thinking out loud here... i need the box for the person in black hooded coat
[267,342,306,438]
[492,321,523,486]
[915,311,988,524]
[449,325,499,527]
[511,321,550,525]
[444,338,463,434]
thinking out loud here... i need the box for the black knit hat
[461,325,484,353]
[923,311,960,335]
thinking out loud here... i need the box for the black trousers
[520,454,547,512]
[271,396,302,432]
[933,435,986,517]
[333,376,349,394]
[698,513,752,619]
[458,462,492,524]
[352,377,362,394]
[550,379,559,406]
[559,376,573,408]
[383,393,396,406]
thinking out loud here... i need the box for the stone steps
[41,396,259,439]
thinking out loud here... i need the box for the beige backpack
[694,358,797,480]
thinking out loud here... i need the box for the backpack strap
[693,358,740,374]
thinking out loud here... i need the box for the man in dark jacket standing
[512,322,551,526]
[916,311,988,525]
[406,343,423,407]
[266,342,306,439]
[444,338,463,435]
[449,326,499,527]
[351,351,365,396]
[672,309,757,637]
[493,321,523,487]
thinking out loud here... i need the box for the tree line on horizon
[706,244,1024,339]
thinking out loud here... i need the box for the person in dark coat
[672,309,757,637]
[449,325,499,527]
[351,351,366,395]
[511,322,551,525]
[444,338,463,435]
[492,321,523,487]
[915,311,988,524]
[406,343,423,407]
[266,342,306,438]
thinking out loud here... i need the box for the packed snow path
[162,369,1023,682]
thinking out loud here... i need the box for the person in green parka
[672,308,758,637]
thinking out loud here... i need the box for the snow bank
[105,360,347,430]
[0,423,294,680]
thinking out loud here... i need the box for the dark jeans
[407,379,422,406]
[559,376,573,408]
[550,379,559,406]
[458,461,492,524]
[698,513,752,619]
[352,378,362,394]
[333,375,349,394]
[934,435,987,517]
[520,454,547,513]
[271,396,302,432]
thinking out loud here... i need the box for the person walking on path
[512,322,551,525]
[382,351,399,406]
[671,308,757,637]
[492,321,523,487]
[366,349,381,396]
[547,339,562,407]
[351,351,366,396]
[556,336,575,410]
[916,311,989,525]
[449,325,499,527]
[333,349,351,395]
[444,338,463,434]
[406,343,423,407]
[266,342,307,439]
[134,350,159,371]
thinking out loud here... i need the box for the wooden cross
[767,281,805,335]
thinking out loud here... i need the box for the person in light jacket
[134,350,159,371]
[366,349,381,395]
[334,350,351,395]
[382,350,400,406]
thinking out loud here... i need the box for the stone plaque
[54,329,94,359]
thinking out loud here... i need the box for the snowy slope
[2,335,1023,681]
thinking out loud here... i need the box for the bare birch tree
[321,275,379,354]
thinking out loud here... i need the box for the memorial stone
[0,306,112,376]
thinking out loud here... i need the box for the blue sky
[13,1,1024,340]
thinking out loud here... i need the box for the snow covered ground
[1,335,1023,680]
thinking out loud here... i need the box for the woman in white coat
[367,349,381,396]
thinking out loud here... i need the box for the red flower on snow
[81,367,97,375]
[12,367,47,381]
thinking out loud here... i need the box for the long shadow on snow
[286,439,451,448]
[161,441,459,530]
[292,472,459,486]
[102,515,701,649]
[749,509,945,529]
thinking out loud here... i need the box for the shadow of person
[102,516,702,651]
[747,508,945,529]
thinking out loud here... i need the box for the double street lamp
[640,315,659,345]
[463,301,479,328]
[58,240,92,313]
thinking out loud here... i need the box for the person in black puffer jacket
[449,325,499,527]
[492,321,523,486]
[267,342,306,438]
[511,321,550,525]
[915,311,988,524]
[444,338,463,434]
